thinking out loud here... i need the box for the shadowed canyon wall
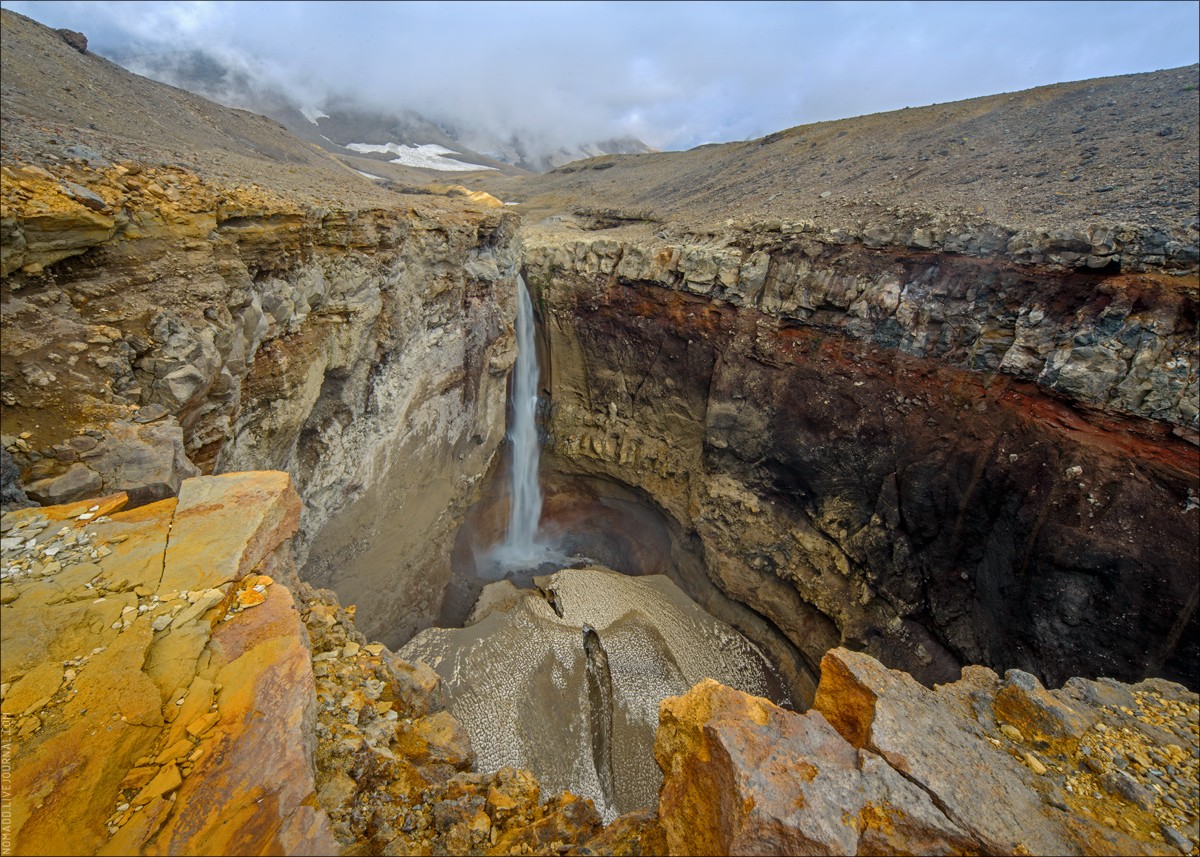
[3,15,1198,855]
[1,161,520,647]
[523,223,1199,691]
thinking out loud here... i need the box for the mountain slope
[0,10,411,206]
[118,46,653,176]
[480,64,1200,243]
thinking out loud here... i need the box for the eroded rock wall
[525,226,1199,689]
[1,162,520,644]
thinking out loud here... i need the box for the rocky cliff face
[523,212,1198,695]
[0,158,519,646]
[497,66,1199,697]
[2,9,524,647]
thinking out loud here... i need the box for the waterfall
[483,275,582,578]
[503,275,544,557]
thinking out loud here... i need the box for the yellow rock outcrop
[0,471,337,855]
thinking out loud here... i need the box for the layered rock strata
[0,157,519,646]
[524,219,1199,692]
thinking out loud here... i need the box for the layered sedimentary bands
[522,216,1199,694]
[1,10,1198,856]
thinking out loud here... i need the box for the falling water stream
[502,276,543,557]
[485,275,575,575]
[408,273,790,821]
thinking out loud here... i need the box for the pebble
[0,513,110,584]
[1023,751,1048,775]
[1162,825,1192,854]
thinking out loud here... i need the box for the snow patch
[353,169,385,181]
[301,106,330,125]
[346,141,496,172]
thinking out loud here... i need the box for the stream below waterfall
[404,275,792,821]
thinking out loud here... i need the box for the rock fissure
[581,624,616,812]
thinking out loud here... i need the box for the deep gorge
[2,16,1198,852]
[518,227,1199,692]
[4,188,1195,695]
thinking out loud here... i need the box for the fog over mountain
[2,0,1198,161]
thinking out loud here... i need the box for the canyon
[1,10,1198,856]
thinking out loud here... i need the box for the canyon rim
[1,7,1198,857]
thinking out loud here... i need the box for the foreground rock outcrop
[654,649,1199,856]
[1,472,335,854]
[0,475,617,857]
[8,479,1193,856]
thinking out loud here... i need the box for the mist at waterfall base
[438,276,685,627]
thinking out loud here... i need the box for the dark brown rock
[530,250,1199,690]
[56,28,86,52]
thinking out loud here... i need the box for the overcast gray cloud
[3,0,1197,151]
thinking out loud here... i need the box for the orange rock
[184,710,219,739]
[118,766,160,794]
[145,581,337,855]
[154,738,194,765]
[992,670,1091,756]
[4,472,332,855]
[655,678,979,856]
[236,587,267,608]
[2,492,128,526]
[132,764,182,805]
[812,647,881,749]
[160,471,301,592]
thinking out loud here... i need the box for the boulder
[56,27,87,52]
[24,461,103,505]
[3,471,335,855]
[654,679,978,856]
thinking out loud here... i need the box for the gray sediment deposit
[401,566,786,820]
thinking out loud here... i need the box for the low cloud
[3,0,1197,151]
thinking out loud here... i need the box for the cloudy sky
[3,1,1198,151]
